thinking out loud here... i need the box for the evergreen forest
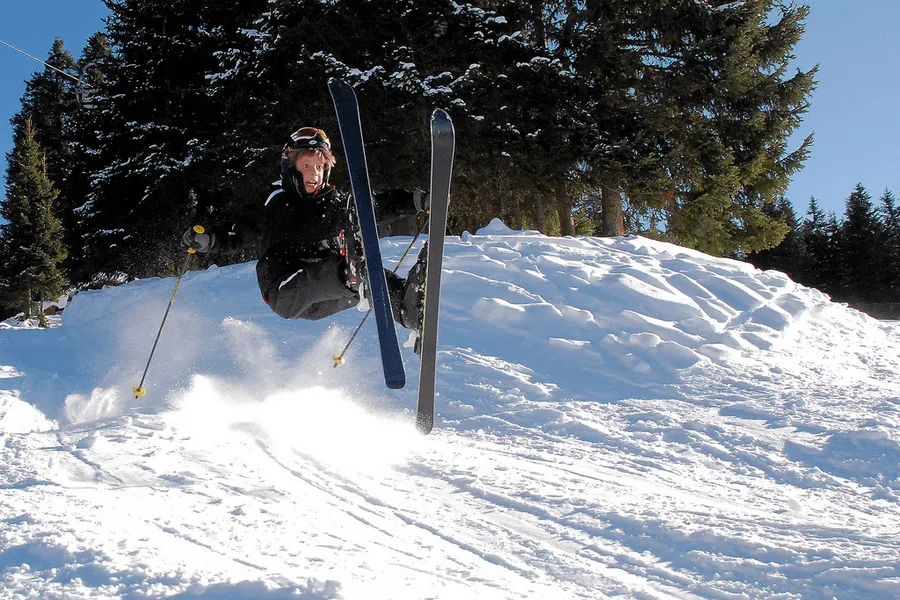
[2,1,893,322]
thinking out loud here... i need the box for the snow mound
[2,225,895,428]
[3,224,900,598]
[0,392,56,433]
[426,228,889,410]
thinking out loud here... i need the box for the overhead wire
[0,38,89,85]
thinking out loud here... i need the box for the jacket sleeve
[207,203,265,255]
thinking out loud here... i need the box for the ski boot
[389,243,428,355]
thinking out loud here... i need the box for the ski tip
[431,109,452,123]
[327,78,355,98]
[431,110,455,137]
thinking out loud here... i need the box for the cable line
[0,38,88,85]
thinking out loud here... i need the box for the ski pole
[133,225,204,397]
[333,219,428,367]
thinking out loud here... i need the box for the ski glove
[181,226,214,254]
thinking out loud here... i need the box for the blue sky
[1,1,897,219]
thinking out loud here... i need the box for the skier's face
[294,153,327,194]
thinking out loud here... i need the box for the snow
[2,222,900,598]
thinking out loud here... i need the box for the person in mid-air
[181,126,428,333]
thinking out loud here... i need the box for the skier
[180,126,427,334]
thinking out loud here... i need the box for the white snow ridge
[2,222,900,599]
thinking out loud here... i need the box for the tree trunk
[513,191,524,230]
[600,183,624,237]
[533,192,545,233]
[38,293,47,328]
[556,192,575,237]
[24,287,32,318]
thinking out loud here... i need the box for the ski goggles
[287,127,330,151]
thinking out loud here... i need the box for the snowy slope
[2,221,900,599]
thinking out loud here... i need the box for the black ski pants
[260,247,424,327]
[262,254,357,321]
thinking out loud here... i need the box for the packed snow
[2,220,899,599]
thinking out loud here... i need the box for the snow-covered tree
[81,0,266,281]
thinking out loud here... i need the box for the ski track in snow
[2,221,900,598]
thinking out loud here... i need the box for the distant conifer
[0,119,68,326]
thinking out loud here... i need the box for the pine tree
[819,211,843,299]
[799,196,829,290]
[557,0,815,254]
[9,38,79,194]
[8,39,82,283]
[746,197,805,278]
[81,0,266,281]
[66,33,114,286]
[0,119,68,326]
[667,1,815,254]
[838,184,882,303]
[877,188,900,302]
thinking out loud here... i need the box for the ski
[416,109,455,434]
[328,78,405,390]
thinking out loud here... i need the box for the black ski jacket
[205,176,418,296]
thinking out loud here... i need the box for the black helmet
[281,127,331,173]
